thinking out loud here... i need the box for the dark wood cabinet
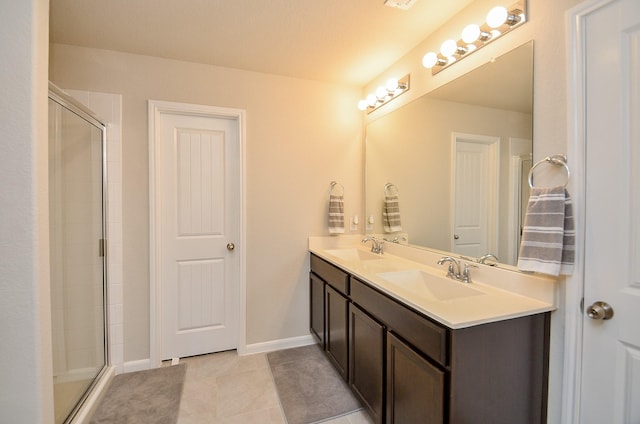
[448,314,549,423]
[310,254,350,380]
[310,253,550,424]
[386,332,444,424]
[325,285,349,380]
[309,272,325,347]
[349,303,385,424]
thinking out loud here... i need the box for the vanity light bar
[422,0,527,75]
[358,74,410,114]
[384,0,418,10]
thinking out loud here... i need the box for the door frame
[506,145,532,265]
[148,100,246,367]
[563,0,612,421]
[450,132,500,254]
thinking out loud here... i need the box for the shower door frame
[48,84,110,424]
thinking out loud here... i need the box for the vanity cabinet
[386,332,444,424]
[310,254,350,381]
[349,303,385,424]
[309,272,325,347]
[309,253,550,424]
[325,285,349,380]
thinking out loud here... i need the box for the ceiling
[49,0,474,86]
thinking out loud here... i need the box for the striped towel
[517,187,575,276]
[382,195,402,233]
[328,195,345,234]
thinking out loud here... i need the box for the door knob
[586,301,614,320]
[454,234,460,240]
[227,243,235,251]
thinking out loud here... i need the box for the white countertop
[309,236,556,329]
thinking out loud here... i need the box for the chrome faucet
[385,235,407,244]
[478,253,498,266]
[437,256,461,279]
[437,256,477,283]
[362,236,384,254]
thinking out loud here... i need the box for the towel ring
[329,181,344,196]
[528,154,570,188]
[384,183,399,196]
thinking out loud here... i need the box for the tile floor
[173,349,375,424]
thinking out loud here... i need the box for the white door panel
[452,134,499,257]
[155,108,239,360]
[580,0,640,421]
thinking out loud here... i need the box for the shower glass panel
[48,93,107,424]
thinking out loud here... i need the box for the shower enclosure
[48,85,108,424]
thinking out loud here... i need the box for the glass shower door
[48,96,107,424]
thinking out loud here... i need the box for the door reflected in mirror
[365,41,533,267]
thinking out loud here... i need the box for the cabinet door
[386,332,444,424]
[349,303,385,424]
[326,285,349,380]
[309,273,325,347]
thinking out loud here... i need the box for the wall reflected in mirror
[365,41,533,266]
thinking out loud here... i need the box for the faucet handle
[462,262,478,283]
[447,263,456,278]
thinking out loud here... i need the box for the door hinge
[99,239,107,257]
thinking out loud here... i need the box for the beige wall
[0,0,54,422]
[49,45,363,361]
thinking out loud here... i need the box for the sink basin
[324,248,383,262]
[376,270,485,301]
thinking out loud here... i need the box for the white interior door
[579,0,640,421]
[151,102,241,361]
[452,133,499,257]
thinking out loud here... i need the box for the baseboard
[121,335,316,368]
[123,358,152,373]
[239,334,316,356]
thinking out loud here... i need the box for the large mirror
[365,41,533,267]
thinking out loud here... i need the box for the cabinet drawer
[351,278,448,366]
[311,254,349,295]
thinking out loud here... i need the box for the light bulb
[375,86,387,100]
[422,52,439,68]
[358,99,368,111]
[461,24,481,44]
[487,6,508,28]
[440,39,458,57]
[386,78,399,92]
[366,94,377,107]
